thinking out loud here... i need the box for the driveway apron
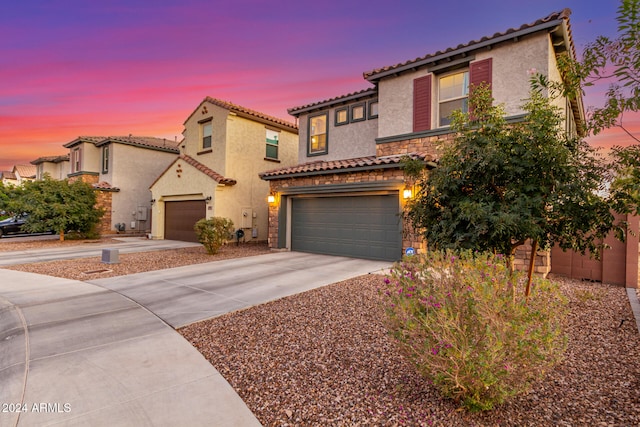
[88,251,391,328]
[0,269,261,427]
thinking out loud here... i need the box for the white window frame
[437,69,469,127]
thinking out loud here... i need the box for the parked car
[0,213,52,237]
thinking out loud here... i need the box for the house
[63,136,181,234]
[149,97,298,243]
[1,171,18,187]
[31,154,70,180]
[260,9,584,262]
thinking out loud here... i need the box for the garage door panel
[165,201,206,242]
[291,195,401,262]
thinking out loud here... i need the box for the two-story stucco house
[149,97,298,243]
[63,136,181,234]
[260,9,584,262]
[31,155,70,180]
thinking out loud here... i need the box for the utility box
[241,208,253,229]
[102,248,120,264]
[136,206,148,221]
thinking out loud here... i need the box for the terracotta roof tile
[93,181,120,191]
[363,9,573,81]
[1,171,17,180]
[64,136,181,152]
[13,164,36,179]
[188,97,298,132]
[260,153,434,179]
[179,154,237,185]
[30,154,70,165]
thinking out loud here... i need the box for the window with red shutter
[469,58,492,94]
[413,75,432,132]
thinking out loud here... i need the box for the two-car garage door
[291,194,402,262]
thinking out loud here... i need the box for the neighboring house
[63,136,181,234]
[1,171,18,187]
[31,154,70,180]
[150,97,298,243]
[260,9,584,262]
[13,164,36,184]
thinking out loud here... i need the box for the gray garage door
[165,200,206,242]
[291,194,402,261]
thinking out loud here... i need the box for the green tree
[17,175,103,241]
[405,85,614,284]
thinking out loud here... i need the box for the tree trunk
[59,229,65,242]
[525,239,538,300]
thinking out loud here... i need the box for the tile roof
[288,87,377,116]
[64,136,181,153]
[186,97,298,132]
[178,154,237,185]
[1,171,17,180]
[363,8,574,81]
[150,154,238,189]
[260,152,434,180]
[13,164,36,179]
[93,181,120,191]
[30,154,70,165]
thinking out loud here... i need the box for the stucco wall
[106,143,178,233]
[297,104,377,164]
[182,102,228,175]
[377,32,553,139]
[76,142,101,173]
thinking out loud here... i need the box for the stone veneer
[67,173,114,234]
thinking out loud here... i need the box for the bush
[194,217,234,254]
[381,250,567,411]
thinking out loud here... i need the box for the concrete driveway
[88,251,391,328]
[1,247,391,426]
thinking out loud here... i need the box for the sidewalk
[0,269,261,427]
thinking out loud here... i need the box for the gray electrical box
[101,248,120,264]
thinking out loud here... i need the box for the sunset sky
[1,0,637,171]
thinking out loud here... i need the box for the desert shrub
[194,217,234,254]
[381,250,567,411]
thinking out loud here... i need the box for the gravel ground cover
[2,238,270,280]
[181,275,640,427]
[3,237,639,425]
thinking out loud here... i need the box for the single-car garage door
[164,200,206,242]
[291,194,402,261]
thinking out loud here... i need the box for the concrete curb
[626,288,640,334]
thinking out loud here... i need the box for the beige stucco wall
[296,102,377,164]
[149,158,218,240]
[104,143,178,233]
[38,161,69,180]
[75,142,101,173]
[182,102,228,176]
[377,32,554,139]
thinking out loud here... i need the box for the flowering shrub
[381,250,567,411]
[194,217,234,254]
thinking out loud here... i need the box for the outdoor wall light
[403,188,413,199]
[150,199,156,205]
[267,192,276,204]
[205,196,212,203]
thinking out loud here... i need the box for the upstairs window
[201,120,212,149]
[335,107,348,126]
[102,145,110,174]
[350,103,366,123]
[72,148,81,173]
[308,113,328,155]
[438,70,469,127]
[266,129,279,160]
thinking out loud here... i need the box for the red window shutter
[469,58,492,94]
[413,75,432,132]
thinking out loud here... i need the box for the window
[72,148,81,173]
[102,145,109,173]
[266,129,279,159]
[438,70,469,127]
[351,103,365,122]
[368,100,379,119]
[201,120,212,149]
[308,113,328,155]
[335,107,348,126]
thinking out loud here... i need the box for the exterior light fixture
[267,192,277,204]
[150,198,156,205]
[403,188,413,199]
[205,196,212,203]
